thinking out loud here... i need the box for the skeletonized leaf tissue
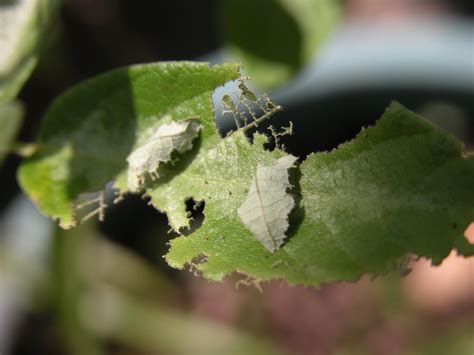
[127,118,201,191]
[237,155,298,252]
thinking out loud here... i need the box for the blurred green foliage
[221,0,341,88]
[0,101,22,166]
[0,0,59,104]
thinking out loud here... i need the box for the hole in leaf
[99,194,178,269]
[219,77,282,136]
[286,162,305,239]
[191,253,208,266]
[182,198,205,236]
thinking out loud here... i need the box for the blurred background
[1,0,473,354]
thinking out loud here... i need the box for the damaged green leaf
[166,102,474,284]
[18,62,241,228]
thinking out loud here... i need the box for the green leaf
[18,62,241,228]
[0,0,60,104]
[0,100,23,166]
[221,0,341,88]
[166,102,474,284]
